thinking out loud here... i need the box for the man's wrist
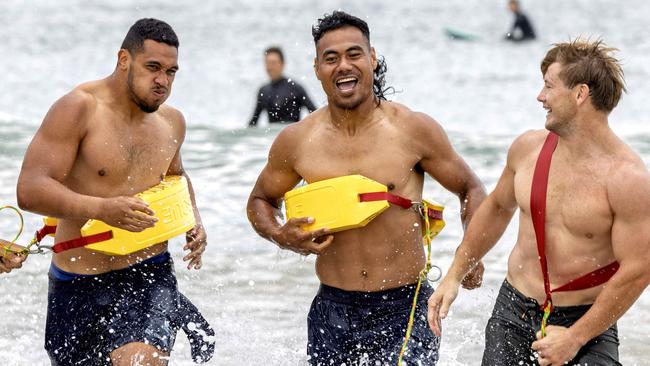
[566,324,590,348]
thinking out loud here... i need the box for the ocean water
[1,0,649,365]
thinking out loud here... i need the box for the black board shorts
[45,252,215,365]
[482,279,620,366]
[308,282,440,365]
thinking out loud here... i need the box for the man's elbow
[16,182,34,210]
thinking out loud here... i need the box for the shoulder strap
[530,132,559,306]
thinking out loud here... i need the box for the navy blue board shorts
[482,279,620,366]
[45,252,215,365]
[308,282,439,365]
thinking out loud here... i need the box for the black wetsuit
[248,76,317,126]
[506,11,536,41]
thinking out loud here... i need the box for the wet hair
[264,46,285,63]
[121,18,179,55]
[312,11,393,102]
[541,39,626,112]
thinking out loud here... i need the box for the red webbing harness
[33,223,113,253]
[358,192,443,219]
[530,132,619,336]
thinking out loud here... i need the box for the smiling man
[17,18,213,365]
[428,40,650,366]
[247,11,485,365]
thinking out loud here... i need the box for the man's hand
[272,217,334,256]
[97,197,158,232]
[0,240,27,274]
[183,224,207,270]
[461,261,484,289]
[531,325,583,366]
[427,276,461,336]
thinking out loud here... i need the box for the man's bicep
[419,121,481,197]
[610,174,650,271]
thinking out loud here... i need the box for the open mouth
[335,76,358,92]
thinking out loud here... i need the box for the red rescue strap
[359,192,443,220]
[33,224,113,253]
[530,132,619,314]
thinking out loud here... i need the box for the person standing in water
[247,11,486,365]
[429,39,650,366]
[505,0,536,42]
[248,46,317,127]
[17,18,214,365]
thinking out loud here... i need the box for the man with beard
[429,40,650,365]
[247,11,486,365]
[17,18,213,365]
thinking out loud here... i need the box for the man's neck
[554,111,612,157]
[327,95,380,135]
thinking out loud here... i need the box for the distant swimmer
[505,0,536,42]
[16,18,214,365]
[429,39,650,366]
[248,46,317,127]
[247,11,486,365]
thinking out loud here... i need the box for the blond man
[429,40,650,366]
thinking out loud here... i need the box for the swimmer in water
[17,18,214,365]
[247,10,486,365]
[248,46,317,127]
[429,39,650,366]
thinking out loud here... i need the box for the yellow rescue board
[46,176,195,255]
[284,175,389,233]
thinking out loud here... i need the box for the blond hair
[541,39,626,112]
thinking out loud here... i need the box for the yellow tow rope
[0,205,49,257]
[397,201,436,365]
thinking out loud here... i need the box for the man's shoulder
[157,104,184,122]
[48,84,100,122]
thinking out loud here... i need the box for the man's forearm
[448,194,515,281]
[246,196,283,243]
[182,171,203,225]
[17,174,101,219]
[459,182,487,230]
[568,266,649,346]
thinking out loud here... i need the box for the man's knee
[110,342,169,366]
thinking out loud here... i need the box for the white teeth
[337,77,357,84]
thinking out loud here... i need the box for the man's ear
[575,83,590,106]
[117,49,130,71]
[370,47,377,70]
[313,57,320,81]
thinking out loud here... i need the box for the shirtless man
[429,40,650,366]
[247,11,486,365]
[17,19,213,365]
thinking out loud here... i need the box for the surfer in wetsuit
[248,46,317,127]
[505,0,536,42]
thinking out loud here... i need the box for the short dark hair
[264,46,284,63]
[312,10,370,45]
[312,11,393,102]
[121,18,179,55]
